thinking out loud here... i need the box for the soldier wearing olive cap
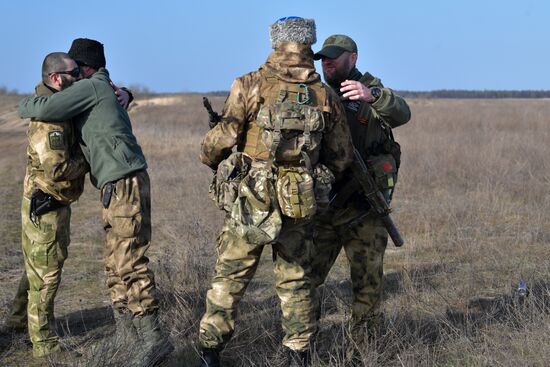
[311,34,411,349]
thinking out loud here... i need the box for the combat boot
[113,308,139,343]
[132,311,174,366]
[197,347,221,367]
[283,347,310,367]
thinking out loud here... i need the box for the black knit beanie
[68,38,106,69]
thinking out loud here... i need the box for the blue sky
[1,0,548,93]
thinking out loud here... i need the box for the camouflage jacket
[331,67,411,161]
[200,43,354,179]
[23,82,88,203]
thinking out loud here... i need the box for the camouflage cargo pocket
[276,166,316,219]
[109,203,142,238]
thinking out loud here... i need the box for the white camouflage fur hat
[270,17,317,49]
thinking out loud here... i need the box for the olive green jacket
[331,68,411,160]
[18,68,146,189]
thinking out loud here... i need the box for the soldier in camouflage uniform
[18,39,172,366]
[6,52,89,358]
[310,35,411,343]
[197,18,354,367]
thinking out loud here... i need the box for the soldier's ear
[48,73,59,87]
[350,52,358,65]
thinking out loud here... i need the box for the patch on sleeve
[48,131,65,150]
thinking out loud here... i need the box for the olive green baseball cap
[313,34,357,60]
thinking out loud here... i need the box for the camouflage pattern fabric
[198,43,354,353]
[10,82,88,357]
[200,43,353,178]
[102,170,158,316]
[21,196,71,357]
[199,217,315,351]
[311,207,388,335]
[6,273,30,329]
[23,82,88,203]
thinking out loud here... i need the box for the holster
[30,190,64,222]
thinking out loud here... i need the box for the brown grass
[1,95,549,366]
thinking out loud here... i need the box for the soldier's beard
[323,60,354,90]
[59,76,75,90]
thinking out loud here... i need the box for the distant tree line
[395,90,550,99]
[204,89,550,99]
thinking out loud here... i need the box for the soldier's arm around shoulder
[18,79,97,122]
[319,86,354,179]
[30,122,89,182]
[200,76,251,169]
[363,73,411,128]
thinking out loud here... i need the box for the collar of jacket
[260,42,320,84]
[34,81,56,97]
[347,67,363,81]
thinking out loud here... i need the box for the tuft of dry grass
[1,95,549,366]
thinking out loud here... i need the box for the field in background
[0,95,549,366]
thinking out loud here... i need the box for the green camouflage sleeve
[200,78,248,169]
[29,121,89,182]
[362,76,411,128]
[320,88,354,179]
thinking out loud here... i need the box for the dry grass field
[0,93,549,366]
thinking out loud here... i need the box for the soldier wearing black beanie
[68,38,106,70]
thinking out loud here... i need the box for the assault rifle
[332,149,405,247]
[202,97,221,129]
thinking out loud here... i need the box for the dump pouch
[228,166,282,245]
[209,152,252,211]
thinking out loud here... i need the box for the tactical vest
[240,73,333,219]
[242,73,331,165]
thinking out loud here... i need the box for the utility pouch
[102,182,114,209]
[209,152,252,212]
[367,154,398,191]
[30,190,64,222]
[276,165,316,219]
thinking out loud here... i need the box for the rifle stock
[350,149,404,247]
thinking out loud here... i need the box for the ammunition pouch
[209,152,252,212]
[30,190,64,221]
[276,165,316,219]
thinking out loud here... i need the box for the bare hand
[340,80,376,102]
[110,81,130,110]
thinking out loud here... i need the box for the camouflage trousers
[21,196,71,357]
[101,170,158,316]
[6,271,29,330]
[199,217,316,352]
[311,206,388,335]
